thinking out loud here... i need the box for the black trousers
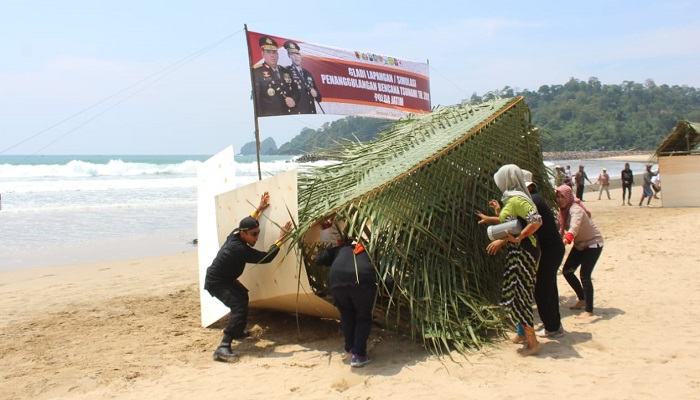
[206,281,249,339]
[576,184,585,200]
[535,243,566,332]
[622,184,632,201]
[330,285,377,357]
[562,246,603,313]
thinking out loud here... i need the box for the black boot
[231,330,251,339]
[213,345,239,363]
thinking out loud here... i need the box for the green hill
[244,77,700,154]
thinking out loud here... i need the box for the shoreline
[543,150,654,163]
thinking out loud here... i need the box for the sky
[2,0,700,155]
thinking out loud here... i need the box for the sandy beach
[2,185,699,399]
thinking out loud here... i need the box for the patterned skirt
[499,239,540,328]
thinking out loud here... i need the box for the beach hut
[294,96,552,354]
[653,121,700,207]
[198,96,553,355]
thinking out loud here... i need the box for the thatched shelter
[292,96,553,354]
[653,120,700,207]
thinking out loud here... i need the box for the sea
[0,154,300,271]
[0,154,650,271]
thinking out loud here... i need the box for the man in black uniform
[252,36,299,117]
[204,191,293,362]
[283,40,322,114]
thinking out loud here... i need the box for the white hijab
[493,164,536,209]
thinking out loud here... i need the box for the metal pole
[244,24,263,180]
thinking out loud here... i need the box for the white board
[658,155,700,207]
[199,166,338,328]
[214,170,338,319]
[196,147,239,327]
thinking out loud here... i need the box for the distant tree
[261,79,700,154]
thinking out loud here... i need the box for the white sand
[1,186,699,399]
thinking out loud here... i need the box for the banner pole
[244,24,263,181]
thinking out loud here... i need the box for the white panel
[196,147,239,327]
[659,156,700,207]
[201,169,338,328]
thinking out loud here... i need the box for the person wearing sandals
[476,165,543,356]
[555,185,604,319]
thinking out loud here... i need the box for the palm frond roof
[298,97,532,221]
[654,120,700,157]
[293,96,550,354]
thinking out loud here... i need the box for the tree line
[240,77,700,155]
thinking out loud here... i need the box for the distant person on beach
[252,36,300,117]
[555,184,604,319]
[204,191,293,363]
[596,168,611,200]
[523,171,566,339]
[652,174,661,199]
[575,165,593,201]
[621,163,634,206]
[315,233,377,368]
[283,40,322,114]
[554,165,566,187]
[638,164,659,208]
[476,164,543,356]
[565,165,574,187]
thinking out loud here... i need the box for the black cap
[239,216,260,231]
[259,36,278,50]
[283,40,300,53]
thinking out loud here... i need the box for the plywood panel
[196,147,239,327]
[203,169,338,328]
[659,155,700,207]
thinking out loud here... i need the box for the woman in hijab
[555,184,604,319]
[476,164,543,356]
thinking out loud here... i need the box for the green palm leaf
[291,96,551,355]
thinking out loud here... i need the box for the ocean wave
[0,159,203,178]
[0,157,307,179]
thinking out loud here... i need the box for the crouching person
[315,237,377,368]
[204,191,292,362]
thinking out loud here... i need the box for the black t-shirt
[531,191,565,253]
[204,232,280,289]
[315,244,377,289]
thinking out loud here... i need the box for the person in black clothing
[575,165,593,201]
[523,171,566,338]
[204,191,292,362]
[621,162,634,206]
[315,238,377,368]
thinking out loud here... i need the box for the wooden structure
[654,121,700,207]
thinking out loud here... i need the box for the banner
[246,30,431,119]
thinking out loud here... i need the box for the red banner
[246,30,431,119]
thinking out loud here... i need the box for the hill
[241,77,700,154]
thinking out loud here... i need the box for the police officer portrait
[252,36,300,117]
[283,40,322,114]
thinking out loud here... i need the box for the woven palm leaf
[291,96,551,355]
